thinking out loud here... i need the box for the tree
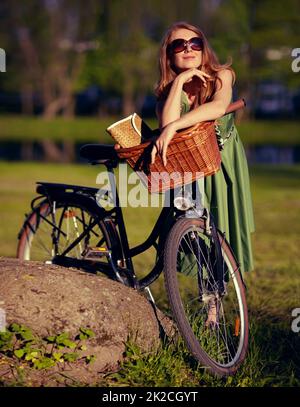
[209,0,300,117]
[2,0,101,118]
[79,0,158,116]
[250,0,300,89]
[78,0,205,116]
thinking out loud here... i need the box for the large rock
[0,258,174,385]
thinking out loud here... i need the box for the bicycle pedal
[82,247,111,260]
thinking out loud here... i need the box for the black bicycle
[17,102,248,377]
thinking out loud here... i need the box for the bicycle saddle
[80,144,119,164]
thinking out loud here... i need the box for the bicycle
[17,100,248,377]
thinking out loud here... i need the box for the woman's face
[168,28,203,72]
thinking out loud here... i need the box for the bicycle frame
[26,158,228,293]
[21,155,228,294]
[26,165,180,290]
[101,163,179,288]
[94,164,223,290]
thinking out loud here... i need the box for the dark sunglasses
[167,37,203,54]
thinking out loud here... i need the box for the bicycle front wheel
[164,217,248,376]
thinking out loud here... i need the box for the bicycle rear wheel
[164,217,248,376]
[17,195,120,273]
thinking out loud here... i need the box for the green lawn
[0,114,300,145]
[0,161,299,386]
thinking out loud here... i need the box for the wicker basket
[115,120,221,194]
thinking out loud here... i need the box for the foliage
[250,0,300,89]
[0,0,102,116]
[211,0,300,93]
[0,324,96,371]
[1,1,299,116]
[106,339,195,387]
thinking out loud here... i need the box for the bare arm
[159,77,183,128]
[171,69,233,130]
[157,68,211,129]
[152,69,234,166]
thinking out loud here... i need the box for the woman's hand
[177,68,211,88]
[151,122,177,167]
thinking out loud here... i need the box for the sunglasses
[167,37,203,54]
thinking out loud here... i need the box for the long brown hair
[155,21,235,105]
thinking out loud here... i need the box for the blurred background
[0,0,300,386]
[0,0,299,162]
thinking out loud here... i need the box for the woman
[151,21,255,275]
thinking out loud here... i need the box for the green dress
[181,92,255,274]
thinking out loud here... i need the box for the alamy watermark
[0,307,6,332]
[0,48,6,72]
[291,48,300,73]
[95,163,205,209]
[291,308,300,333]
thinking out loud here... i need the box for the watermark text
[95,163,205,209]
[0,48,6,72]
[291,48,300,73]
[291,308,300,333]
[0,307,6,332]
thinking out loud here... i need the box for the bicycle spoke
[165,219,247,371]
[19,203,110,265]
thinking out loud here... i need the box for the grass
[0,114,300,146]
[0,161,299,386]
[105,320,300,387]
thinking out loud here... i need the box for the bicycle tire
[17,194,122,276]
[164,217,248,376]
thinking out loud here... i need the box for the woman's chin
[178,61,201,70]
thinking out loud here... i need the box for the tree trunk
[63,96,75,118]
[42,96,68,119]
